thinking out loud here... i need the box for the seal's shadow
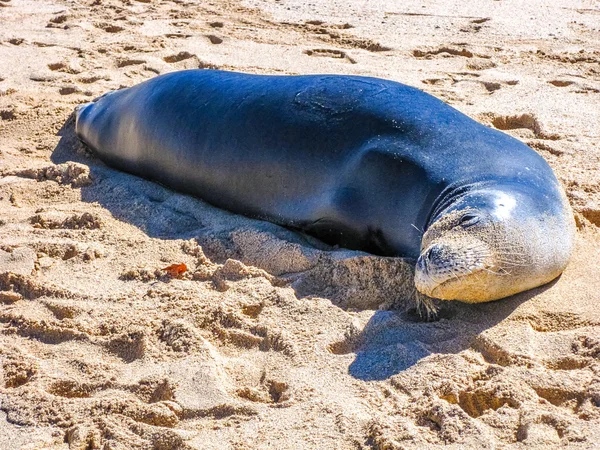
[52,116,550,381]
[346,283,550,380]
[52,115,219,240]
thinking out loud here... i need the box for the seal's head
[415,182,575,303]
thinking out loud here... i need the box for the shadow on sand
[345,283,551,380]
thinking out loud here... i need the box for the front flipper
[302,183,394,256]
[303,217,359,249]
[302,217,393,256]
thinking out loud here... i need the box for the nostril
[426,245,442,262]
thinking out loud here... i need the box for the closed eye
[459,213,480,228]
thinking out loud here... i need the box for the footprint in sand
[466,58,497,70]
[537,49,600,64]
[206,34,223,45]
[527,140,566,157]
[2,353,37,388]
[460,17,491,33]
[163,51,194,63]
[41,299,84,320]
[296,20,382,52]
[48,61,82,74]
[78,75,109,84]
[59,85,82,95]
[47,62,63,71]
[165,32,192,39]
[304,48,357,64]
[422,77,455,87]
[29,211,102,230]
[236,378,291,404]
[423,75,504,94]
[101,329,147,362]
[95,23,124,33]
[413,46,474,58]
[47,14,69,28]
[486,113,561,140]
[548,79,600,93]
[480,81,502,92]
[327,322,362,355]
[163,51,202,70]
[116,58,146,68]
[306,19,355,30]
[549,80,575,87]
[332,36,390,52]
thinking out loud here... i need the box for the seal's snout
[415,239,492,301]
[415,241,490,300]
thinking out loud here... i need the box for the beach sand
[1,0,599,448]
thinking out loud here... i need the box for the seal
[75,69,575,303]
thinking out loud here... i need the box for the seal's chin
[416,266,503,303]
[414,241,506,303]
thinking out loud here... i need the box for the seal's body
[76,70,574,303]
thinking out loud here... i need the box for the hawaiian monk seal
[75,69,575,303]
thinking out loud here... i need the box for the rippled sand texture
[1,0,599,448]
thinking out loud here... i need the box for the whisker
[494,259,528,267]
[411,223,424,235]
[488,267,512,276]
[492,248,527,255]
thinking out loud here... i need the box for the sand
[1,0,600,448]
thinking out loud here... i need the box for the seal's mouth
[428,267,488,298]
[414,242,493,302]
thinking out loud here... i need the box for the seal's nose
[417,245,445,274]
[425,245,443,262]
